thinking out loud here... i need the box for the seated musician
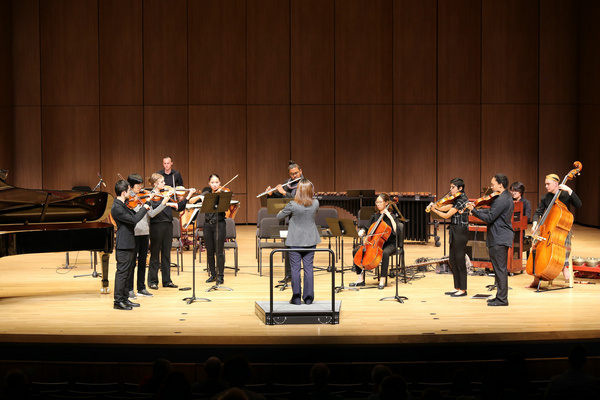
[350,193,402,289]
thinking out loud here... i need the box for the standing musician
[350,193,402,290]
[265,161,304,284]
[276,179,321,305]
[430,178,470,297]
[147,173,194,289]
[158,155,184,188]
[467,173,514,307]
[509,182,532,222]
[111,179,150,310]
[202,174,229,285]
[526,173,582,288]
[126,173,170,299]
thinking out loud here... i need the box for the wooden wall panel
[437,105,480,198]
[335,0,392,104]
[539,0,577,104]
[393,105,436,193]
[247,0,290,105]
[12,0,40,106]
[13,107,42,188]
[40,0,99,106]
[438,0,481,104]
[291,0,334,104]
[188,106,247,223]
[580,0,600,105]
[538,105,578,202]
[335,106,392,191]
[143,0,187,105]
[41,106,100,189]
[188,0,246,105]
[0,108,14,179]
[291,106,335,192]
[246,106,290,223]
[0,1,13,107]
[143,106,189,187]
[99,0,143,106]
[394,0,436,104]
[99,107,144,193]
[482,0,539,104]
[577,106,600,226]
[481,105,538,194]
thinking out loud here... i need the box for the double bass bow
[526,161,583,283]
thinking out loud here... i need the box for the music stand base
[206,285,233,292]
[335,285,359,293]
[183,296,211,304]
[380,295,408,303]
[276,282,289,291]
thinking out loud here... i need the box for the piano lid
[0,175,113,225]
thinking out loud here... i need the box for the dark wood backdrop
[1,0,598,225]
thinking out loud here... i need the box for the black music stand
[346,189,376,210]
[202,192,234,292]
[267,198,293,290]
[326,218,360,293]
[380,229,408,304]
[183,203,211,304]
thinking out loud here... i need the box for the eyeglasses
[375,200,385,204]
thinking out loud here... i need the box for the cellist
[350,193,402,290]
[526,173,582,288]
[430,178,470,298]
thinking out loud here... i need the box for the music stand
[430,209,449,256]
[380,229,408,304]
[346,189,376,210]
[183,203,211,304]
[326,218,360,293]
[202,192,234,292]
[267,198,293,290]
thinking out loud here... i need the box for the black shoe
[289,297,301,305]
[125,300,140,307]
[278,276,291,284]
[206,275,217,283]
[163,282,178,288]
[149,284,159,290]
[378,278,388,289]
[217,277,224,285]
[445,291,458,295]
[349,281,365,287]
[486,297,498,303]
[137,289,154,297]
[488,299,508,307]
[451,291,467,297]
[114,301,132,310]
[304,297,313,305]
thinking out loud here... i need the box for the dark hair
[510,182,525,194]
[450,178,465,192]
[209,174,220,181]
[494,173,509,189]
[115,180,129,196]
[288,160,301,171]
[378,193,390,203]
[163,155,173,162]
[127,173,143,186]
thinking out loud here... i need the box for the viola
[425,192,461,213]
[526,161,583,282]
[471,191,500,209]
[353,204,393,270]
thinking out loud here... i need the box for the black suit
[111,199,148,304]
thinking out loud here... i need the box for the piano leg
[101,252,111,294]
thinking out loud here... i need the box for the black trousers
[204,221,226,278]
[127,235,149,292]
[149,222,174,286]
[114,248,135,303]
[449,225,468,291]
[489,245,509,303]
[353,242,396,278]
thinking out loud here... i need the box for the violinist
[350,193,402,289]
[158,155,183,188]
[125,173,170,299]
[466,173,514,307]
[526,173,582,288]
[430,178,469,297]
[202,174,228,285]
[110,179,150,310]
[147,173,194,290]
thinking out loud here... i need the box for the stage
[1,224,600,365]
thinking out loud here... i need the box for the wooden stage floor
[1,224,600,363]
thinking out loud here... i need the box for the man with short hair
[158,155,183,188]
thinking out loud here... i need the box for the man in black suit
[111,180,150,310]
[467,173,514,307]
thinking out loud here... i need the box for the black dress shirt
[472,190,514,248]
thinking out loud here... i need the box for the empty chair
[171,217,183,274]
[256,217,287,276]
[255,207,269,259]
[224,217,239,276]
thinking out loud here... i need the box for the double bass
[353,205,393,270]
[526,161,583,282]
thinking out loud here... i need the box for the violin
[470,192,500,209]
[425,192,461,213]
[216,174,238,193]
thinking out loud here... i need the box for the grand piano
[0,170,114,292]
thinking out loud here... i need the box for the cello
[353,204,393,270]
[526,161,583,282]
